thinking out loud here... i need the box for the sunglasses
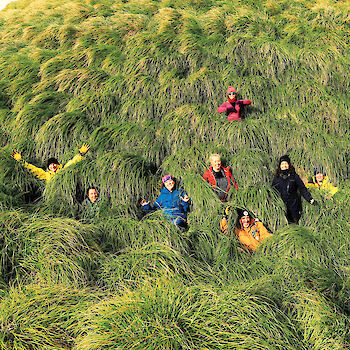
[228,92,237,96]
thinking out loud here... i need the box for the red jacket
[217,100,251,121]
[203,166,239,201]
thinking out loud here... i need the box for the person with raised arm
[141,175,191,230]
[217,86,251,121]
[11,143,90,183]
[234,208,272,253]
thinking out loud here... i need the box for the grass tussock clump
[0,0,349,348]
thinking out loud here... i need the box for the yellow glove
[220,217,228,235]
[11,150,22,162]
[224,205,232,216]
[79,143,90,155]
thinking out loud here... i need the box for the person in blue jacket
[141,175,191,229]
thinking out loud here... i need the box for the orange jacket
[235,221,272,252]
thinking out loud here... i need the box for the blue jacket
[143,188,190,220]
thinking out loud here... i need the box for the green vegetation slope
[0,0,349,348]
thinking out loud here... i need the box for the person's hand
[11,150,22,162]
[310,199,319,206]
[79,143,90,155]
[181,194,190,202]
[141,200,149,206]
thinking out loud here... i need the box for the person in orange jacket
[217,87,251,121]
[11,143,90,183]
[234,208,272,252]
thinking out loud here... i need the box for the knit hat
[162,174,173,184]
[227,86,237,96]
[236,208,251,219]
[47,157,59,168]
[314,166,324,175]
[279,154,291,166]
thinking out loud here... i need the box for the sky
[0,0,17,11]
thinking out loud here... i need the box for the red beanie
[227,86,237,96]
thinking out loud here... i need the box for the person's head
[279,155,290,170]
[162,175,175,192]
[209,154,221,172]
[314,167,325,183]
[236,208,253,229]
[227,86,237,103]
[87,187,99,203]
[47,157,59,172]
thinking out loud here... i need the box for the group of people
[10,86,339,252]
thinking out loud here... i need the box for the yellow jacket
[22,154,84,183]
[306,175,338,196]
[235,221,272,252]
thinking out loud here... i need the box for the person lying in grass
[272,154,317,224]
[11,143,90,183]
[306,167,338,198]
[141,175,191,230]
[234,208,272,253]
[81,186,102,221]
[217,86,251,121]
[203,153,239,202]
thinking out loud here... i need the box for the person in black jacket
[272,155,317,224]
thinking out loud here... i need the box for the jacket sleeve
[328,183,338,196]
[22,161,48,180]
[217,102,229,113]
[203,169,209,181]
[272,177,279,191]
[257,222,272,239]
[296,174,313,203]
[243,100,251,105]
[64,153,84,169]
[180,191,190,212]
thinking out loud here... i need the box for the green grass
[0,0,349,348]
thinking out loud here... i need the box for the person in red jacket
[217,87,251,121]
[203,154,238,202]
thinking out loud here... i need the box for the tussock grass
[0,0,349,348]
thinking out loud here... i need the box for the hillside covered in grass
[0,0,349,348]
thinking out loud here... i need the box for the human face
[228,92,237,102]
[315,172,324,183]
[241,215,250,228]
[88,189,99,203]
[280,161,289,171]
[211,156,221,172]
[49,162,58,172]
[164,179,175,192]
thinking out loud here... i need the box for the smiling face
[210,155,221,172]
[228,92,237,103]
[241,215,251,228]
[48,162,58,172]
[280,161,289,171]
[315,172,324,183]
[164,179,175,192]
[88,188,99,203]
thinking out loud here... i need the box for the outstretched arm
[11,150,48,180]
[296,174,313,203]
[217,102,230,113]
[64,143,90,169]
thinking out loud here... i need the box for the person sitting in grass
[203,153,238,202]
[81,186,102,221]
[234,208,272,253]
[306,167,338,198]
[11,143,90,183]
[217,86,251,121]
[141,175,191,230]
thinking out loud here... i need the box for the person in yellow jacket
[11,143,90,183]
[234,208,272,253]
[306,167,338,197]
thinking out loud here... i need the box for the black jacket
[272,171,312,221]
